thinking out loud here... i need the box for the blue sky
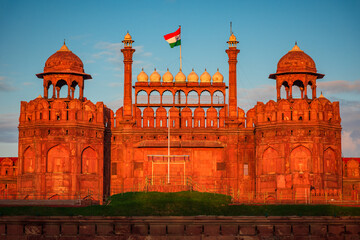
[0,0,359,157]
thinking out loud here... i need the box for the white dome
[162,69,174,83]
[200,69,211,83]
[187,69,199,82]
[149,68,161,82]
[175,70,186,83]
[137,68,148,82]
[212,69,223,83]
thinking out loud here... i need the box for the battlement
[19,98,106,126]
[253,98,341,126]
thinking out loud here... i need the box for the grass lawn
[0,191,359,216]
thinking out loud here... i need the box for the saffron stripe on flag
[164,28,181,40]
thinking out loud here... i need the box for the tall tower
[225,33,240,125]
[254,43,341,201]
[18,43,107,202]
[121,32,136,121]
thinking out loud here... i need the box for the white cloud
[237,84,275,111]
[318,80,360,94]
[106,98,123,111]
[23,82,34,86]
[0,113,18,143]
[0,76,15,91]
[342,131,360,157]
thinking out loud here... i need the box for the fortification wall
[0,216,359,239]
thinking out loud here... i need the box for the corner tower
[254,43,342,202]
[18,43,109,202]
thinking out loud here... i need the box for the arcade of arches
[1,32,357,203]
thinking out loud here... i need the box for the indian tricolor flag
[164,27,181,48]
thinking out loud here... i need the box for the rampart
[0,216,359,239]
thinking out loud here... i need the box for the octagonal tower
[254,43,342,201]
[18,43,111,202]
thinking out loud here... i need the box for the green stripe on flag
[170,40,181,48]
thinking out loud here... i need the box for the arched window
[280,81,289,99]
[162,90,173,105]
[81,147,97,174]
[174,90,186,104]
[290,146,311,172]
[307,81,313,99]
[200,90,211,104]
[23,147,35,173]
[262,148,281,174]
[149,90,161,104]
[136,90,148,104]
[47,145,70,173]
[187,90,199,104]
[47,82,54,98]
[292,80,304,99]
[56,80,68,98]
[213,90,225,104]
[324,148,336,174]
[71,81,79,99]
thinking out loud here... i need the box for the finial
[167,68,169,71]
[64,39,66,45]
[217,68,219,71]
[295,41,297,46]
[142,68,144,71]
[154,68,156,71]
[230,21,233,35]
[127,30,129,33]
[205,68,207,71]
[192,68,194,71]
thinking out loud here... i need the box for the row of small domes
[137,69,224,83]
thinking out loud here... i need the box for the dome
[276,43,317,74]
[200,69,211,83]
[37,42,91,79]
[137,68,148,82]
[124,32,132,41]
[175,70,186,83]
[149,68,161,82]
[212,69,224,83]
[162,69,173,83]
[229,33,237,42]
[187,69,199,82]
[45,43,84,73]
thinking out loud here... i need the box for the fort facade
[1,32,359,202]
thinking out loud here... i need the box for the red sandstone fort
[1,32,360,203]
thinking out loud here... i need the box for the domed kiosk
[36,42,91,99]
[269,43,324,100]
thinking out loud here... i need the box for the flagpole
[168,111,170,184]
[179,25,182,71]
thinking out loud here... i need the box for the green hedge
[0,192,359,216]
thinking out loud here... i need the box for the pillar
[226,34,240,120]
[121,33,136,119]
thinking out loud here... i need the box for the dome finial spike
[295,41,297,46]
[64,39,66,45]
